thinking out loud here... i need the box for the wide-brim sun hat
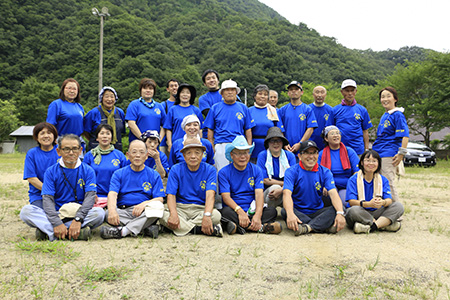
[180,136,206,153]
[225,135,255,162]
[176,83,197,102]
[219,79,241,95]
[264,127,289,149]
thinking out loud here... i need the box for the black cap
[287,81,303,91]
[299,140,319,153]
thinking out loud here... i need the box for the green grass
[15,237,80,263]
[77,263,133,282]
[0,153,26,173]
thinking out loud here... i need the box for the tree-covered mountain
[1,0,432,127]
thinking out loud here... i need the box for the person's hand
[285,144,294,152]
[107,209,120,226]
[286,213,302,231]
[291,142,301,153]
[237,210,250,228]
[392,154,403,167]
[370,197,383,209]
[248,215,262,231]
[323,188,328,197]
[53,224,68,240]
[201,216,213,235]
[167,213,180,230]
[148,149,160,160]
[68,220,82,240]
[334,214,346,232]
[268,188,282,200]
[132,202,146,217]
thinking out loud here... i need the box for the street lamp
[92,7,110,93]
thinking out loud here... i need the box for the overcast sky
[259,0,450,52]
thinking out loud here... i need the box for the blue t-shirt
[283,164,336,214]
[249,106,284,159]
[23,146,60,203]
[345,173,392,210]
[109,165,165,207]
[166,162,217,206]
[169,137,214,167]
[278,102,318,153]
[372,111,409,158]
[198,91,223,138]
[83,106,126,142]
[204,101,255,144]
[318,147,359,189]
[309,103,333,150]
[125,99,166,143]
[42,163,97,211]
[256,150,296,189]
[332,103,372,155]
[218,163,264,211]
[84,150,127,197]
[163,105,204,143]
[160,99,176,146]
[46,99,84,136]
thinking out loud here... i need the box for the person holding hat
[140,130,169,179]
[283,140,346,235]
[331,79,372,155]
[160,137,223,237]
[163,83,203,153]
[83,86,126,152]
[100,140,165,239]
[308,86,333,151]
[218,135,281,235]
[249,84,284,163]
[169,114,214,167]
[204,79,255,171]
[257,127,296,207]
[278,81,317,156]
[318,126,359,206]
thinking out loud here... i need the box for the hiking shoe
[77,227,92,241]
[226,221,237,235]
[382,221,402,232]
[213,224,223,237]
[35,228,48,241]
[262,222,282,234]
[143,225,159,239]
[294,224,311,236]
[325,224,338,234]
[100,226,122,239]
[353,222,370,234]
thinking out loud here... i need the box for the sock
[121,227,131,237]
[370,223,378,232]
[189,226,203,235]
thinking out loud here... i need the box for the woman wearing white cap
[83,86,126,151]
[169,114,214,167]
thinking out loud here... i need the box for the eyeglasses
[363,159,378,164]
[231,151,250,157]
[61,147,81,153]
[269,139,282,144]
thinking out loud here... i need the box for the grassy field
[1,153,449,300]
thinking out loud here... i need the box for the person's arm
[248,189,263,231]
[127,120,141,139]
[166,129,173,152]
[27,177,43,191]
[106,191,120,225]
[328,188,346,232]
[392,136,409,166]
[245,128,252,146]
[148,150,166,178]
[222,192,250,228]
[207,129,215,151]
[363,129,369,151]
[166,194,180,230]
[263,178,284,187]
[300,127,314,143]
[282,189,301,231]
[201,190,215,235]
[159,127,166,143]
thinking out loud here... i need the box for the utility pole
[92,7,110,94]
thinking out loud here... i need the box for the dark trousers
[281,206,336,232]
[220,206,277,233]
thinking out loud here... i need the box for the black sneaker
[143,225,159,239]
[77,227,92,241]
[213,224,223,237]
[226,221,237,235]
[35,228,48,241]
[294,224,311,236]
[100,226,122,239]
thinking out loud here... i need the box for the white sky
[259,0,450,52]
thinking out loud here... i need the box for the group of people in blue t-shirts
[19,71,408,240]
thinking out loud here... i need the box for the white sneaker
[353,222,370,234]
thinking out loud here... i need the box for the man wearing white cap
[160,137,223,237]
[204,79,254,171]
[218,135,281,235]
[278,81,318,155]
[331,79,372,155]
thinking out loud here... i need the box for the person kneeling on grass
[345,150,404,234]
[100,140,165,239]
[159,137,223,237]
[218,135,282,235]
[282,140,346,235]
[22,134,105,241]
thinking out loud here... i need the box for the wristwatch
[336,211,345,216]
[74,216,84,223]
[204,212,212,217]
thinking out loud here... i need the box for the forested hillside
[1,0,432,127]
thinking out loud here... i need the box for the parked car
[404,142,436,167]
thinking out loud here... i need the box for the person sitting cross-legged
[218,135,282,235]
[160,137,223,237]
[100,140,165,239]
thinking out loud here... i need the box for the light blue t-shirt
[46,99,84,136]
[166,162,217,206]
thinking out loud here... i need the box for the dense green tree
[0,99,22,140]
